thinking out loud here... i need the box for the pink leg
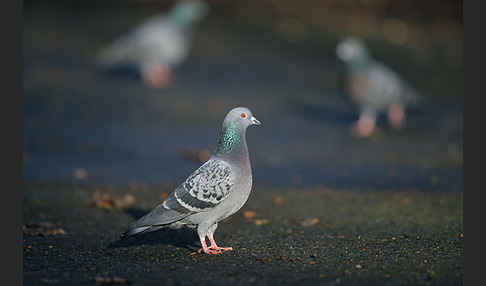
[142,65,172,88]
[351,114,376,138]
[208,234,233,252]
[195,236,222,255]
[388,103,405,130]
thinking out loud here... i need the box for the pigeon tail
[120,225,168,239]
[98,36,136,68]
[403,87,424,107]
[121,226,152,239]
[120,207,190,239]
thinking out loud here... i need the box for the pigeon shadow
[288,96,430,128]
[288,99,359,125]
[108,207,200,251]
[97,64,142,82]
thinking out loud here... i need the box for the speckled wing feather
[173,159,234,211]
[125,159,234,236]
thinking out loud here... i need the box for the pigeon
[98,0,209,88]
[122,107,261,255]
[336,36,420,137]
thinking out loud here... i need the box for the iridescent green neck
[169,7,198,27]
[215,122,246,155]
[349,54,371,74]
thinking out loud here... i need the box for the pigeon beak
[250,116,261,126]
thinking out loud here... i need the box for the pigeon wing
[174,159,235,212]
[125,159,234,236]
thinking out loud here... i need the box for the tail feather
[98,36,137,67]
[403,85,423,107]
[121,209,189,239]
[120,225,168,239]
[121,226,151,239]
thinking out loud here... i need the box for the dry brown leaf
[94,276,129,284]
[90,192,135,211]
[23,222,67,236]
[160,192,168,201]
[113,194,135,209]
[254,219,269,226]
[198,149,211,163]
[182,148,211,164]
[272,196,285,206]
[243,210,257,219]
[301,217,319,227]
[74,168,88,180]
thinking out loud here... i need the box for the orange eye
[241,113,247,118]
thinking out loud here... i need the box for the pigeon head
[336,37,371,66]
[223,107,261,129]
[170,0,209,26]
[216,107,261,155]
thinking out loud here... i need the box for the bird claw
[351,116,376,138]
[142,66,173,88]
[213,246,233,252]
[198,248,222,255]
[388,103,405,130]
[191,246,233,255]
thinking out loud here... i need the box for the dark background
[22,1,464,285]
[24,0,463,191]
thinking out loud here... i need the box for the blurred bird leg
[352,114,376,138]
[388,102,405,130]
[142,64,173,88]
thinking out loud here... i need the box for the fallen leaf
[113,194,135,209]
[243,210,257,219]
[301,217,319,227]
[272,196,285,206]
[182,148,211,164]
[74,168,88,180]
[94,276,130,284]
[254,219,269,226]
[160,192,168,201]
[23,222,67,236]
[90,192,135,211]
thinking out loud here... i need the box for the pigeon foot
[388,103,405,130]
[142,65,173,88]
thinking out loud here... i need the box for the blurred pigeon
[336,36,421,137]
[122,107,261,255]
[98,0,209,88]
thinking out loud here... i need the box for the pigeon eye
[241,113,247,118]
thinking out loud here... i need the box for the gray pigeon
[122,107,261,255]
[336,36,420,137]
[98,0,209,88]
